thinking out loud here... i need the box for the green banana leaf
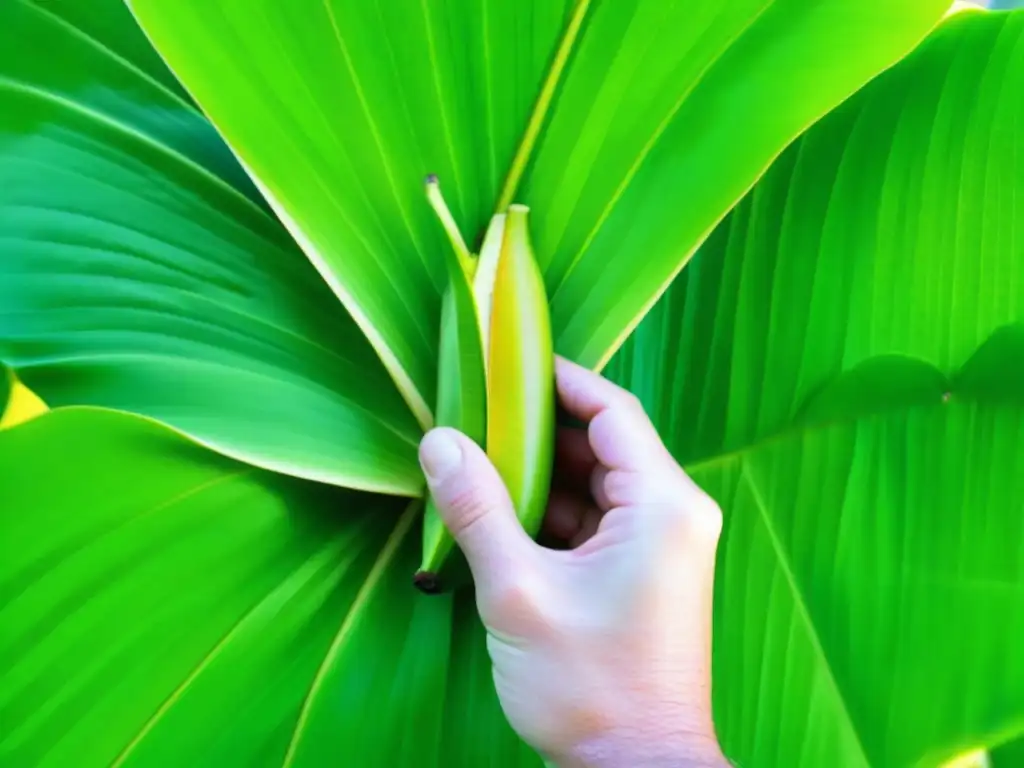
[607,8,1024,766]
[991,736,1024,766]
[0,0,421,494]
[0,407,535,767]
[0,0,952,495]
[2,4,1023,768]
[108,0,947,449]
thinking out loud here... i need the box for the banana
[485,204,555,542]
[415,181,554,594]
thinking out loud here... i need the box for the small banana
[485,204,555,544]
[415,179,554,593]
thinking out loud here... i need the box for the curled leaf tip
[426,175,473,277]
[413,570,443,594]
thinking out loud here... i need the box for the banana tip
[413,570,444,594]
[424,173,439,185]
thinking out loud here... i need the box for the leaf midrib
[280,500,420,767]
[107,517,360,768]
[494,0,593,212]
[740,464,873,768]
[22,0,197,117]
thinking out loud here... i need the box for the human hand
[418,357,728,768]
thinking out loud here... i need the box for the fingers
[419,428,537,591]
[555,356,645,421]
[555,356,673,472]
[568,506,603,549]
[555,356,638,422]
[553,427,595,491]
[590,463,700,511]
[542,489,603,546]
[542,490,588,540]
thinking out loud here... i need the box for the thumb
[419,427,536,589]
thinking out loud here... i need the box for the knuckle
[687,491,723,541]
[486,578,551,637]
[617,390,644,413]
[443,485,490,537]
[653,490,722,546]
[603,469,635,507]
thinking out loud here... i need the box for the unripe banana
[415,180,554,593]
[485,204,555,542]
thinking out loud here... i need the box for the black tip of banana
[413,570,444,594]
[424,173,439,185]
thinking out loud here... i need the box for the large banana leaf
[123,0,949,426]
[0,408,536,767]
[608,8,1024,766]
[0,0,421,494]
[0,0,951,495]
[3,4,1022,768]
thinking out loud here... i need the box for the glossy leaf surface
[3,4,1023,768]
[0,0,421,493]
[125,0,949,418]
[0,408,538,767]
[608,10,1024,766]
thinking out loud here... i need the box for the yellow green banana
[415,179,555,593]
[485,204,555,542]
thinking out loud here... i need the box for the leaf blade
[608,10,1024,765]
[0,408,540,767]
[0,0,422,493]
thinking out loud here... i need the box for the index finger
[555,356,642,421]
[554,356,671,471]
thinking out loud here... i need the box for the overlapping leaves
[0,0,420,493]
[0,408,537,767]
[124,0,949,430]
[2,2,1022,768]
[609,8,1024,766]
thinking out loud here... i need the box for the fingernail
[419,430,463,484]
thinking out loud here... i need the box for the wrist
[552,721,728,768]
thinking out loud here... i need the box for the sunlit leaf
[0,408,538,767]
[3,2,1022,767]
[608,10,1024,766]
[0,373,47,430]
[0,0,421,493]
[125,0,949,417]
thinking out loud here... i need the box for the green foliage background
[1,2,1021,767]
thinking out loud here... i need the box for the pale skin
[419,357,730,768]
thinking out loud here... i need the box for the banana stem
[425,174,474,278]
